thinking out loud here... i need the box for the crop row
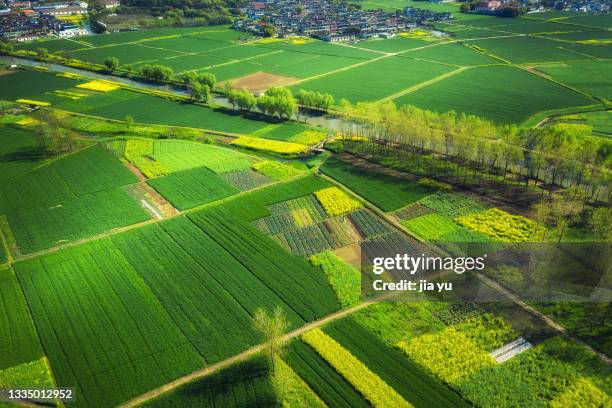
[349,209,392,238]
[302,328,412,407]
[417,192,487,219]
[189,209,340,321]
[324,318,470,408]
[285,341,370,408]
[220,169,272,191]
[393,204,434,221]
[15,239,204,407]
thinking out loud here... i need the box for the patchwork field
[0,144,149,253]
[321,157,435,212]
[1,10,610,408]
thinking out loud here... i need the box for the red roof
[253,2,265,9]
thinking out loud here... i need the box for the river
[0,54,346,132]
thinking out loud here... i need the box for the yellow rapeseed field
[303,329,412,408]
[76,80,121,93]
[315,187,362,216]
[232,136,309,155]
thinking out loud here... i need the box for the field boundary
[118,291,398,408]
[380,66,471,103]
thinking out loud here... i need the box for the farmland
[0,7,611,408]
[395,65,593,124]
[321,157,435,212]
[0,144,149,253]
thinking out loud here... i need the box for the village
[0,0,119,41]
[233,0,453,41]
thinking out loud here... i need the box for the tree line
[335,100,611,205]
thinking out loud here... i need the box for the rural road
[118,291,398,408]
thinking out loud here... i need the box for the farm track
[378,66,471,102]
[119,151,611,408]
[118,291,398,408]
[10,171,312,263]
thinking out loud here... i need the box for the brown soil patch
[123,160,147,182]
[0,70,16,76]
[333,243,361,270]
[222,71,299,93]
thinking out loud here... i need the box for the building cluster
[0,0,95,41]
[474,0,609,13]
[234,0,452,41]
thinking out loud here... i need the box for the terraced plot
[395,65,593,123]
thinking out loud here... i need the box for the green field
[148,166,239,210]
[15,240,204,407]
[324,317,470,408]
[406,43,501,66]
[321,157,436,211]
[536,61,612,100]
[395,65,593,123]
[143,357,277,407]
[467,35,602,64]
[293,56,454,103]
[0,145,149,253]
[0,125,47,183]
[0,267,43,371]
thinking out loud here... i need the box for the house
[475,0,501,12]
[99,0,119,9]
[321,34,356,42]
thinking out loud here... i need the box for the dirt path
[377,66,470,102]
[477,273,612,364]
[118,292,397,408]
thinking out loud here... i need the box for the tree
[262,24,277,38]
[234,90,256,112]
[103,56,119,71]
[36,48,50,59]
[198,72,217,89]
[551,188,585,243]
[0,40,13,54]
[32,110,74,158]
[253,306,288,372]
[125,115,134,131]
[589,207,612,242]
[139,64,174,83]
[189,82,210,103]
